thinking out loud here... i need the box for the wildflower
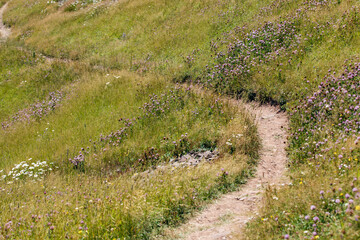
[4,221,12,230]
[284,234,289,239]
[310,205,316,210]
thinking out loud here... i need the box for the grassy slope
[0,46,80,121]
[0,1,261,239]
[2,0,360,239]
[4,0,271,71]
[184,0,360,239]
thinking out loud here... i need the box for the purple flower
[305,215,310,220]
[353,188,358,192]
[4,221,12,230]
[284,234,290,239]
[310,205,316,210]
[335,199,341,204]
[313,216,319,222]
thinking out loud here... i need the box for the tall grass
[0,45,259,239]
[173,0,360,238]
[4,0,273,71]
[3,0,360,238]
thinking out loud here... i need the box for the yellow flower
[315,236,319,239]
[355,205,360,211]
[299,182,303,185]
[78,230,83,234]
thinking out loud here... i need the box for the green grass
[4,0,272,71]
[0,45,259,239]
[2,0,360,239]
[0,45,80,121]
[0,1,266,237]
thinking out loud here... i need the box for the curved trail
[0,2,10,40]
[0,2,288,237]
[171,101,289,239]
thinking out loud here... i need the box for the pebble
[169,149,220,167]
[134,149,220,178]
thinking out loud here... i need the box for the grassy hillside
[0,44,260,239]
[0,1,261,238]
[1,0,360,239]
[3,0,272,71]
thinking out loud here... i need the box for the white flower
[236,134,243,138]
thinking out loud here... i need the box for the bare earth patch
[168,101,289,240]
[0,2,10,40]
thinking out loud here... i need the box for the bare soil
[168,101,289,240]
[0,2,10,40]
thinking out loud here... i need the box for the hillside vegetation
[0,1,260,239]
[1,0,360,239]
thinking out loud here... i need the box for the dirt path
[0,2,10,40]
[0,2,288,236]
[170,101,289,239]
